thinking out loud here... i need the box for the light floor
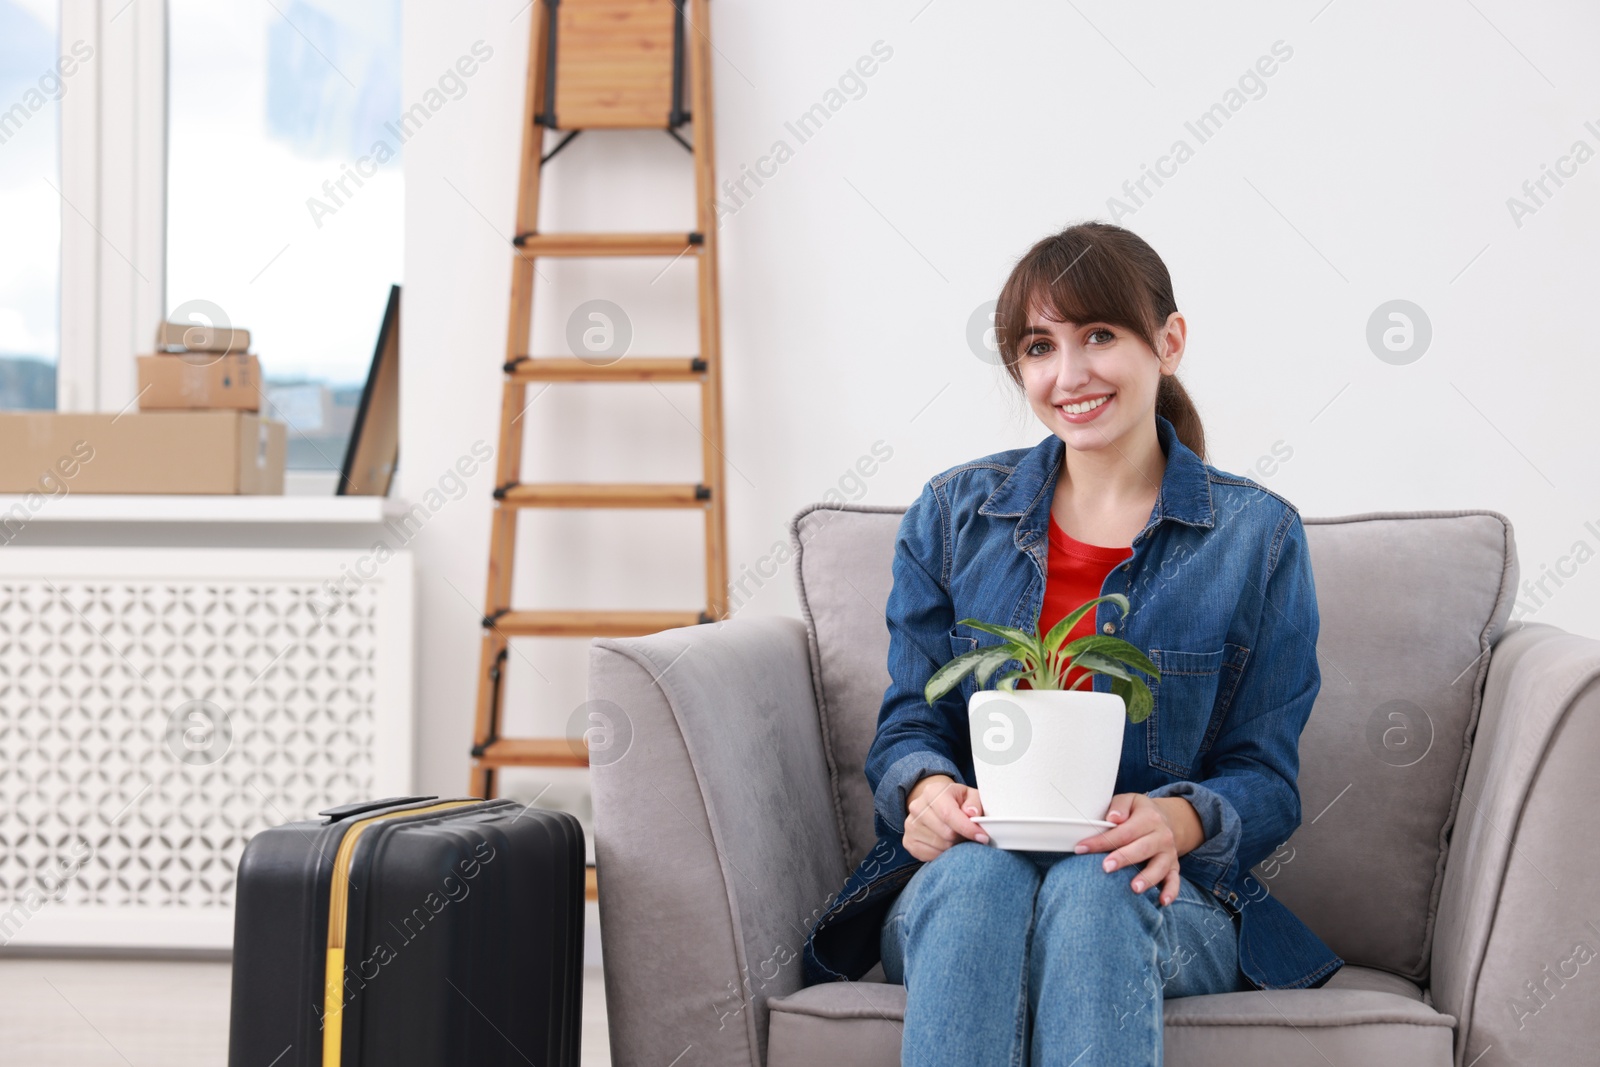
[0,957,612,1065]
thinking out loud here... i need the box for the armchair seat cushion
[765,966,1455,1067]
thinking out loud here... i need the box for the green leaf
[1058,634,1133,663]
[1105,642,1158,680]
[971,646,1025,687]
[957,618,1040,649]
[995,668,1028,691]
[1110,676,1154,724]
[1062,633,1164,675]
[1127,682,1153,724]
[1070,651,1135,682]
[1040,594,1129,653]
[924,646,997,704]
[1041,602,1099,652]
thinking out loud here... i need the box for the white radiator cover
[0,547,414,950]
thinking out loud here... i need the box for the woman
[800,221,1343,1065]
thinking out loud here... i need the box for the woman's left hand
[1073,792,1184,906]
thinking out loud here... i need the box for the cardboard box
[154,320,251,353]
[0,412,286,494]
[137,353,262,411]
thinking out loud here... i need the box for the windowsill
[0,493,409,524]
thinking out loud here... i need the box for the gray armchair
[588,502,1600,1066]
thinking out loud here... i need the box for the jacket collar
[976,413,1214,534]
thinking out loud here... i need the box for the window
[0,0,63,410]
[166,0,402,470]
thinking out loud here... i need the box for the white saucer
[973,816,1116,852]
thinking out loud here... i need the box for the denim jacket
[801,413,1344,991]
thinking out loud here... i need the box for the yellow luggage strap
[322,800,479,1067]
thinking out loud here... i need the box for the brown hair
[993,220,1206,461]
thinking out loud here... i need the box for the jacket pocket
[949,624,979,657]
[946,625,980,700]
[1146,645,1248,777]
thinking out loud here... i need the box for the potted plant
[922,593,1160,852]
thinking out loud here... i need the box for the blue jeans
[881,842,1248,1066]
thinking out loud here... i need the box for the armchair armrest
[1431,621,1600,1063]
[588,615,848,1067]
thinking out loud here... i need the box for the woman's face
[1015,302,1185,452]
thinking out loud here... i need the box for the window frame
[57,0,167,413]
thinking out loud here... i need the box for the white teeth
[1059,395,1110,415]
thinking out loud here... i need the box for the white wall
[401,0,1600,803]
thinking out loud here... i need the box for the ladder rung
[497,482,709,508]
[475,738,589,768]
[487,609,709,637]
[513,231,701,256]
[507,357,706,382]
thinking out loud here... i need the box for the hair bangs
[997,235,1160,366]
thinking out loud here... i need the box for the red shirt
[1018,513,1133,690]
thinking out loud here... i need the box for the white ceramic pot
[967,688,1127,824]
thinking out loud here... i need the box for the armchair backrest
[789,502,1517,985]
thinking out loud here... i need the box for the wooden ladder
[468,0,729,902]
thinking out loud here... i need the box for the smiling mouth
[1056,393,1113,415]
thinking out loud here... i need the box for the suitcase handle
[317,796,440,822]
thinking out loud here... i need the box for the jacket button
[1102,622,1115,634]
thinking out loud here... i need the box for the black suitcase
[227,796,584,1067]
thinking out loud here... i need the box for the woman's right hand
[903,774,989,861]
